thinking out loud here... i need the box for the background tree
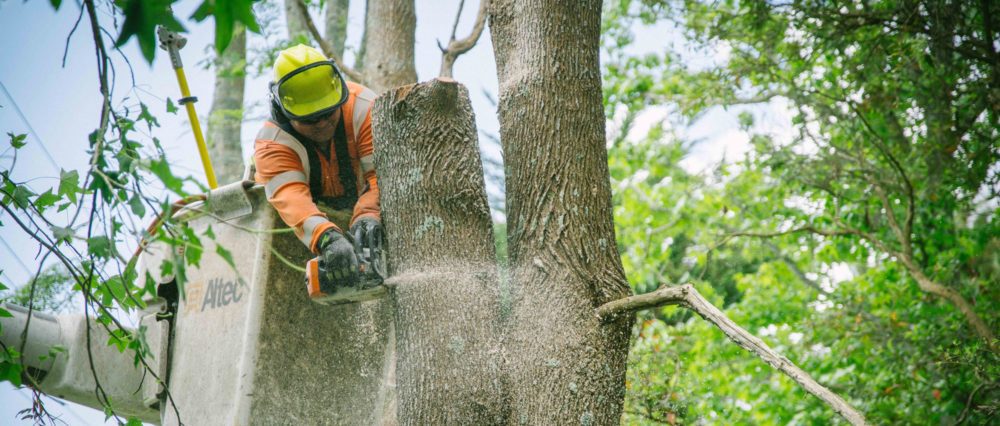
[325,0,350,58]
[206,24,247,183]
[604,0,999,423]
[360,0,417,92]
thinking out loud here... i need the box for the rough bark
[206,24,246,184]
[324,0,350,58]
[361,0,417,93]
[373,78,505,425]
[490,1,635,424]
[284,0,309,41]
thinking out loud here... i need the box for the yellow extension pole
[158,27,218,189]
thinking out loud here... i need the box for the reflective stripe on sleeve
[360,154,375,174]
[268,127,311,180]
[255,125,280,141]
[264,170,307,199]
[300,215,330,248]
[352,88,377,138]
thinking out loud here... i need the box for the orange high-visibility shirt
[253,82,379,253]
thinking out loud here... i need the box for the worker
[254,44,382,285]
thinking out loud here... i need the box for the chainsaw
[305,239,387,305]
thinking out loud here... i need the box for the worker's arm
[351,107,380,226]
[254,130,338,253]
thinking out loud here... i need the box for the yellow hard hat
[270,44,348,121]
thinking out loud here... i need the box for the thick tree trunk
[324,0,350,58]
[490,1,635,424]
[361,0,417,92]
[206,24,246,184]
[373,78,506,425]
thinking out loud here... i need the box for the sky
[0,0,792,423]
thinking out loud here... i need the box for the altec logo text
[201,278,246,311]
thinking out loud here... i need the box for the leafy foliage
[604,0,999,423]
[0,0,260,423]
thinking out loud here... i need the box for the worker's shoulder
[347,81,378,103]
[253,121,303,149]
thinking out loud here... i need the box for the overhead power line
[0,80,60,171]
[0,235,33,276]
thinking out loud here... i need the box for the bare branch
[449,0,466,44]
[293,0,365,83]
[597,284,869,426]
[439,0,490,78]
[845,100,915,246]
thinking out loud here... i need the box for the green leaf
[216,244,235,268]
[114,0,186,63]
[0,308,12,318]
[9,185,35,209]
[7,132,27,149]
[49,0,63,10]
[190,0,260,52]
[166,97,179,114]
[203,225,216,239]
[129,195,147,217]
[138,102,160,131]
[51,225,75,244]
[87,236,114,259]
[183,226,203,266]
[34,189,60,210]
[0,360,23,386]
[148,158,185,195]
[106,277,128,304]
[58,169,80,204]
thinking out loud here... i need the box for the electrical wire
[0,80,60,171]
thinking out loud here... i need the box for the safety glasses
[269,61,348,123]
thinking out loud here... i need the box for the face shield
[269,61,349,123]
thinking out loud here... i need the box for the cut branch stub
[371,78,505,425]
[373,78,495,273]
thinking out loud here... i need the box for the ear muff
[270,98,290,125]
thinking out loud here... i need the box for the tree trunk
[284,0,308,41]
[361,0,417,92]
[489,0,635,424]
[355,0,369,71]
[373,78,506,425]
[324,0,350,58]
[206,24,246,184]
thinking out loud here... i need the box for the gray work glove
[317,228,359,285]
[350,217,384,257]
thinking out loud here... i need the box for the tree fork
[373,78,506,425]
[597,284,869,426]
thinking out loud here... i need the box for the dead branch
[293,0,365,83]
[597,284,869,426]
[438,0,490,78]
